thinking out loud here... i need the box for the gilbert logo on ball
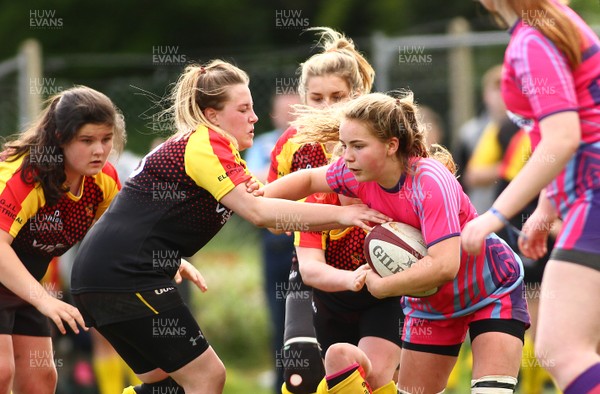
[364,222,438,297]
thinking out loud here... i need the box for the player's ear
[386,137,399,155]
[204,107,219,126]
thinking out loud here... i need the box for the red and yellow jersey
[296,194,367,272]
[268,126,330,183]
[0,155,120,280]
[498,128,530,182]
[71,125,253,293]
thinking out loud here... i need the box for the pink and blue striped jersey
[326,157,527,321]
[502,3,600,149]
[503,2,600,250]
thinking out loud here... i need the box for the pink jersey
[503,3,600,251]
[326,157,528,321]
[502,3,600,149]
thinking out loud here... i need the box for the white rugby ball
[364,222,437,297]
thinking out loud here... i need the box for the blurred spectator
[455,64,506,214]
[246,94,301,183]
[418,105,445,147]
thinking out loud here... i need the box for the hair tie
[200,66,207,74]
[395,98,401,106]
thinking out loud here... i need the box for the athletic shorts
[73,288,208,374]
[312,295,403,356]
[0,290,51,336]
[401,284,529,357]
[550,182,600,271]
[548,141,600,272]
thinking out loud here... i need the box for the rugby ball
[364,222,437,297]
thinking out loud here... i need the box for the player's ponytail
[2,86,125,206]
[504,0,582,68]
[298,27,374,104]
[289,104,340,145]
[170,60,249,147]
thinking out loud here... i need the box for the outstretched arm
[222,182,389,232]
[260,165,332,200]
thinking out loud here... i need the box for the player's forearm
[262,170,314,200]
[492,139,574,220]
[0,243,52,308]
[253,198,346,231]
[299,258,353,292]
[377,255,454,297]
[465,164,500,187]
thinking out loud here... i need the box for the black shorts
[0,292,51,336]
[402,318,526,357]
[312,295,403,356]
[73,289,209,374]
[73,286,185,327]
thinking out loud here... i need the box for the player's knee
[534,334,563,373]
[324,343,355,369]
[471,375,517,393]
[0,358,15,386]
[212,362,226,388]
[14,366,57,393]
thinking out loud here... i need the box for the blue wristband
[488,207,528,242]
[488,207,510,227]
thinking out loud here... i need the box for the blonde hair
[2,85,126,206]
[290,92,456,175]
[168,59,249,147]
[298,27,374,103]
[495,0,582,68]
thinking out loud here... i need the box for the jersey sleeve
[408,159,462,247]
[511,29,578,120]
[185,127,252,201]
[0,158,41,238]
[294,193,337,249]
[267,127,298,183]
[325,158,359,198]
[93,161,121,220]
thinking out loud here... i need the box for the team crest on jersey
[85,203,94,218]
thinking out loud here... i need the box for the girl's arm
[365,236,460,298]
[0,230,86,334]
[259,165,333,200]
[462,111,580,255]
[222,183,389,232]
[491,111,579,218]
[296,246,367,292]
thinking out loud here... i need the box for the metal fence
[3,19,597,156]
